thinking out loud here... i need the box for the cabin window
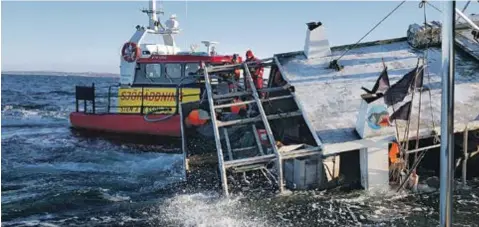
[185,63,201,77]
[145,64,162,78]
[164,63,182,79]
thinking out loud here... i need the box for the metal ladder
[202,59,321,196]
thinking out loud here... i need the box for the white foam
[161,193,272,227]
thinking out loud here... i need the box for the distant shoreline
[1,71,119,78]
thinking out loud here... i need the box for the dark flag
[384,65,422,106]
[361,93,384,104]
[390,101,412,121]
[413,65,424,89]
[361,67,390,94]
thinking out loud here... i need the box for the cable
[334,0,406,62]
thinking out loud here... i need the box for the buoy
[122,42,141,63]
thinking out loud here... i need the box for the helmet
[186,109,210,126]
[232,54,239,62]
[246,50,254,59]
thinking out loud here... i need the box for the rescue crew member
[227,54,242,92]
[230,98,247,115]
[232,54,242,82]
[184,109,210,128]
[244,50,264,97]
[184,108,248,141]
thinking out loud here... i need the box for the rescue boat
[69,1,241,137]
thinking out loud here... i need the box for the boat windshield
[133,62,200,85]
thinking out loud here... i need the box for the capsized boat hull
[69,112,182,137]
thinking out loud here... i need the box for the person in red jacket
[244,50,264,96]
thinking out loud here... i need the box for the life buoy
[121,42,141,63]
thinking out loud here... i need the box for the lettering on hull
[117,87,200,114]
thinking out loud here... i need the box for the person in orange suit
[244,50,264,96]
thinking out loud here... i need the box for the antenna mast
[142,0,164,31]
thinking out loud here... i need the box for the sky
[2,1,478,73]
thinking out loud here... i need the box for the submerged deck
[276,37,479,148]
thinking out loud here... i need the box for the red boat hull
[69,112,182,137]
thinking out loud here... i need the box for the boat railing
[74,83,199,115]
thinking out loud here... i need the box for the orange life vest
[230,98,246,114]
[389,141,400,164]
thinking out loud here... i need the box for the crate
[284,155,322,190]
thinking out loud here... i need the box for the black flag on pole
[383,65,423,106]
[390,101,412,121]
[361,67,390,94]
[413,65,424,89]
[360,93,384,104]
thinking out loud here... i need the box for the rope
[335,0,406,62]
[423,0,442,13]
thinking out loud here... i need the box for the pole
[149,0,158,31]
[440,1,455,227]
[455,8,479,31]
[462,124,468,186]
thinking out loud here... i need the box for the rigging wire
[334,0,407,62]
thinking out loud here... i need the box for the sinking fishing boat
[69,0,242,137]
[180,1,479,196]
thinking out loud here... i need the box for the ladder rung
[214,95,293,109]
[263,94,294,102]
[212,86,294,100]
[281,146,322,160]
[217,111,302,127]
[213,91,251,100]
[232,146,257,152]
[224,154,276,168]
[207,58,274,73]
[232,164,267,173]
[209,62,275,73]
[215,100,256,109]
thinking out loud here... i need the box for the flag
[383,65,422,106]
[361,93,384,104]
[390,101,412,121]
[361,67,390,94]
[412,65,424,89]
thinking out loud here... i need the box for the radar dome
[165,14,179,30]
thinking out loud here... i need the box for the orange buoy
[121,42,141,63]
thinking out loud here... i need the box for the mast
[149,0,158,31]
[142,0,162,31]
[439,1,455,226]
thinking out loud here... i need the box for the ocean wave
[16,152,183,176]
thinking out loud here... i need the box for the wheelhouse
[131,54,240,87]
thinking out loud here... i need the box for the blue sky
[2,1,478,73]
